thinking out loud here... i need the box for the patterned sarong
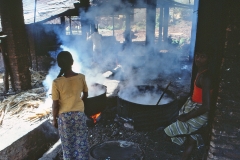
[58,111,89,160]
[164,97,208,147]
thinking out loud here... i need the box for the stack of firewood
[0,87,51,125]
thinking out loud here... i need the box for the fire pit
[89,140,144,160]
[84,83,107,117]
[117,85,178,130]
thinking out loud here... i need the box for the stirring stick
[156,81,172,105]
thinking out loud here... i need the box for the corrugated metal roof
[23,0,76,24]
[0,0,193,27]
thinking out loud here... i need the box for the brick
[0,0,31,91]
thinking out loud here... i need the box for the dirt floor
[0,70,208,160]
[53,74,207,160]
[55,104,207,160]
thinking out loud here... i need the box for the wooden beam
[146,0,157,48]
[158,6,164,47]
[163,5,169,43]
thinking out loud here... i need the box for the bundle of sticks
[0,87,51,125]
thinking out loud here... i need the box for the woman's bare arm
[52,100,59,128]
[81,92,88,103]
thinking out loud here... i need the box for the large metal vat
[117,85,178,130]
[84,83,107,117]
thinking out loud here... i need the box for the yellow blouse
[51,74,88,114]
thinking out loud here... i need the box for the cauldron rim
[117,85,177,106]
[118,96,176,107]
[84,83,107,116]
[87,83,107,99]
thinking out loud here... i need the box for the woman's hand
[52,119,58,128]
[177,114,189,122]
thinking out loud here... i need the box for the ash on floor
[55,106,207,160]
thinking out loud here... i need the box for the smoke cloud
[40,0,194,106]
[118,85,174,105]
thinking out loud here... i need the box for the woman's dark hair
[194,43,214,61]
[194,44,216,80]
[57,51,73,78]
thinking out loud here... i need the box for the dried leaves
[0,87,49,125]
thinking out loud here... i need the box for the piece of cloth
[192,83,203,103]
[191,69,208,103]
[58,111,89,160]
[192,84,213,104]
[164,98,208,147]
[51,74,88,114]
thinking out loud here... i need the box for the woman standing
[51,51,89,160]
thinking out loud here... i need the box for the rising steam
[39,0,194,107]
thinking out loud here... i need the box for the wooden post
[34,24,39,71]
[60,16,66,35]
[146,0,157,48]
[163,5,169,44]
[0,36,9,93]
[69,16,72,35]
[0,0,32,91]
[189,0,199,61]
[34,0,37,23]
[112,14,115,37]
[158,6,164,48]
[0,35,15,93]
[125,12,131,44]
